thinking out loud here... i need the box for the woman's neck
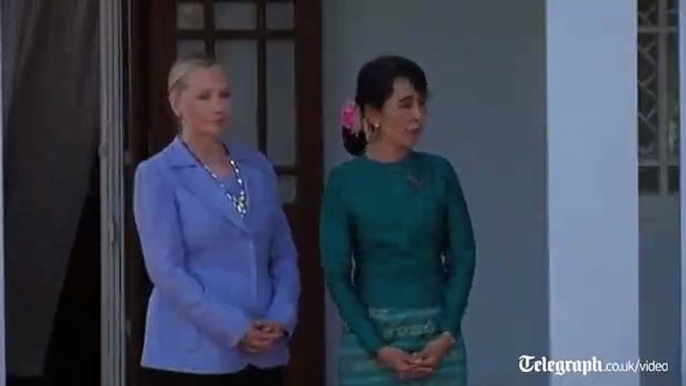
[181,131,226,165]
[365,142,410,163]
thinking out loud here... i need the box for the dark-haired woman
[320,55,476,385]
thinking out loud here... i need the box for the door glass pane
[639,166,660,193]
[638,0,657,27]
[215,3,256,30]
[215,41,258,149]
[266,41,296,166]
[177,40,206,57]
[267,2,294,30]
[668,165,679,193]
[638,33,658,161]
[278,175,297,203]
[667,33,680,162]
[668,0,678,27]
[177,2,204,29]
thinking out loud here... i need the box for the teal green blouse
[319,151,476,356]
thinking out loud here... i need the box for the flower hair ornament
[340,98,363,135]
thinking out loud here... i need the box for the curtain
[3,0,99,376]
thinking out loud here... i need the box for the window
[638,0,680,195]
[176,0,300,204]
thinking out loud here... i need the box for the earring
[361,120,373,140]
[367,123,381,141]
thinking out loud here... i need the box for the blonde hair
[167,53,223,94]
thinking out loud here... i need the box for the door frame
[101,0,127,384]
[0,2,6,383]
[123,1,325,385]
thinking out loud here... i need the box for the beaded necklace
[181,138,248,217]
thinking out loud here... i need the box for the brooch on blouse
[404,173,423,190]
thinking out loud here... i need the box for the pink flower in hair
[340,99,361,134]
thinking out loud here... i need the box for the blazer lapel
[166,137,248,231]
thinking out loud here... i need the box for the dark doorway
[5,156,101,386]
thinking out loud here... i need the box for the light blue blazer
[133,137,300,374]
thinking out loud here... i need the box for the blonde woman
[133,54,300,385]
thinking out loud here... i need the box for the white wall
[323,1,651,386]
[323,0,549,385]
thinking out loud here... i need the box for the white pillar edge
[99,0,126,385]
[679,1,686,384]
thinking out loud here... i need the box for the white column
[547,1,639,385]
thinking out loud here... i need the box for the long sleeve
[438,160,476,338]
[319,169,385,356]
[262,158,301,336]
[133,162,251,347]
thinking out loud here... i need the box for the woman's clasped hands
[376,333,454,379]
[238,320,287,355]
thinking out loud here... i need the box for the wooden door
[124,1,324,385]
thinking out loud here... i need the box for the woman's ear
[169,91,182,118]
[362,105,382,129]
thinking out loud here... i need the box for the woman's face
[367,77,427,150]
[172,65,231,138]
